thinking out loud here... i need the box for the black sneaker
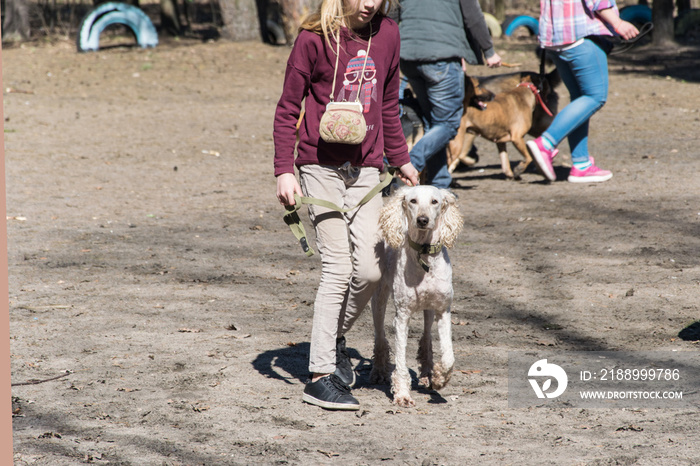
[334,336,356,388]
[302,374,359,410]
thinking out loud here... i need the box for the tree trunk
[651,0,676,46]
[277,0,319,44]
[2,0,30,42]
[161,0,182,36]
[219,0,262,41]
[676,0,690,14]
[493,0,505,22]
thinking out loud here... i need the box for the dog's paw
[429,363,453,390]
[513,162,528,179]
[393,394,416,408]
[418,375,431,388]
[430,374,446,390]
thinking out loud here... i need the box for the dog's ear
[437,190,464,249]
[546,68,561,89]
[541,70,560,110]
[379,187,409,249]
[464,76,477,103]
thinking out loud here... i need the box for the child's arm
[273,68,307,206]
[273,63,310,177]
[380,26,419,187]
[273,34,316,205]
[381,35,413,165]
[381,66,418,188]
[596,7,639,40]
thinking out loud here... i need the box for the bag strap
[284,167,395,256]
[329,23,372,104]
[329,35,342,102]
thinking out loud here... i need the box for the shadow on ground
[679,321,700,341]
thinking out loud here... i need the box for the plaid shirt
[538,0,618,47]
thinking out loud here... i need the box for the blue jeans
[400,59,464,188]
[543,39,609,165]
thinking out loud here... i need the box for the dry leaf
[6,87,34,94]
[616,425,643,432]
[317,450,339,458]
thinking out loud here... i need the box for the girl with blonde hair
[274,0,419,410]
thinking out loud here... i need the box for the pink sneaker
[527,137,558,181]
[567,159,613,183]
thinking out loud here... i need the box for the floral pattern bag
[318,25,371,145]
[319,101,367,144]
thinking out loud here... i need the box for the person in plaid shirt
[527,0,639,183]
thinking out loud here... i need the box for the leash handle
[283,167,396,256]
[609,22,654,55]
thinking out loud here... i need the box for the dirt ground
[4,31,700,465]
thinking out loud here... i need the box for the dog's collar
[407,237,442,273]
[517,82,554,117]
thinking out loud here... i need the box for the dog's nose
[417,215,429,228]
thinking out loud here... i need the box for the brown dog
[447,70,560,179]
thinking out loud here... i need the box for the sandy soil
[4,33,700,465]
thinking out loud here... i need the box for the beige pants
[299,164,383,374]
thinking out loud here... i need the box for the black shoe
[334,336,356,388]
[302,374,359,410]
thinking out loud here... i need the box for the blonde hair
[300,0,398,45]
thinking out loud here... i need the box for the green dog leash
[283,168,396,256]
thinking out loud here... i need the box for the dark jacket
[398,0,495,65]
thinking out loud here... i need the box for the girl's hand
[276,173,302,206]
[614,20,639,40]
[598,8,639,40]
[397,162,420,187]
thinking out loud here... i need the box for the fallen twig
[12,371,72,387]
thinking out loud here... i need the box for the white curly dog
[370,185,463,407]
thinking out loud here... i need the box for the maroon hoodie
[273,15,410,177]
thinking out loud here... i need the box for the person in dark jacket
[399,0,502,188]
